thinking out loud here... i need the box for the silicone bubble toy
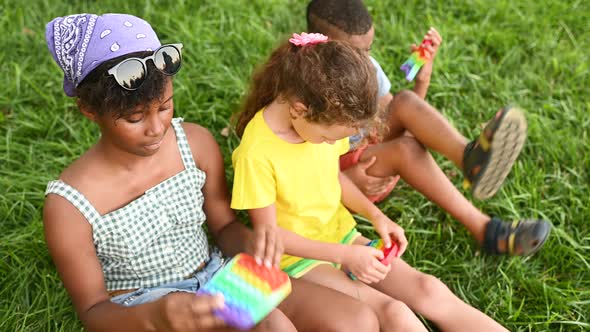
[365,239,398,265]
[400,39,433,81]
[197,253,292,330]
[349,239,399,280]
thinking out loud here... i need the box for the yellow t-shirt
[231,110,356,269]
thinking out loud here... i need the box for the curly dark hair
[235,39,378,138]
[307,0,373,36]
[75,51,169,118]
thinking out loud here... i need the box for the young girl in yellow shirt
[231,33,508,331]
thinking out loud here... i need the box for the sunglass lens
[154,46,181,75]
[116,59,146,90]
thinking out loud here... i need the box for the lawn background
[0,0,588,331]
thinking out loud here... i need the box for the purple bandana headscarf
[46,13,161,97]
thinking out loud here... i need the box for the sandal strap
[483,217,503,255]
[462,139,488,183]
[478,131,491,150]
[462,141,476,167]
[484,217,520,255]
[507,220,520,254]
[461,141,477,189]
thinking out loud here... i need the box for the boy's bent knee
[387,136,426,163]
[392,89,419,108]
[393,89,416,101]
[395,136,425,154]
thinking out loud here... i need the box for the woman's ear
[77,99,98,122]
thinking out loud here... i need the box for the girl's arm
[248,205,349,264]
[248,205,389,283]
[43,196,224,332]
[185,123,280,265]
[339,171,408,255]
[338,171,383,223]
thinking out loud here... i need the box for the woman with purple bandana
[43,13,374,332]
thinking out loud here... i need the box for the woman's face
[95,80,174,156]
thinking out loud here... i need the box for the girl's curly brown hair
[235,39,379,138]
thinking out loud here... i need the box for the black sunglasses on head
[107,43,183,90]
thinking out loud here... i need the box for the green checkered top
[45,118,211,291]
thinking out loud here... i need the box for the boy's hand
[343,156,398,197]
[154,292,226,331]
[342,245,391,284]
[248,223,284,267]
[411,27,443,83]
[371,214,408,257]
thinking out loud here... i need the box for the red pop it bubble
[367,239,399,266]
[379,242,399,266]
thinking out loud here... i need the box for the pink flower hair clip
[289,32,328,46]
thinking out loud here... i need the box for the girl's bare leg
[301,265,427,332]
[351,236,508,332]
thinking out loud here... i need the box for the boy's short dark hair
[307,0,373,35]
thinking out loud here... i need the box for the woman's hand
[341,245,391,284]
[153,292,226,331]
[371,214,408,258]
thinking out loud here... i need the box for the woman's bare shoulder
[181,122,223,168]
[182,122,214,142]
[57,147,99,183]
[48,147,109,207]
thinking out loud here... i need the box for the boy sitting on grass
[306,0,550,257]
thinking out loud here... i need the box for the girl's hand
[342,245,391,284]
[371,214,408,257]
[154,292,226,331]
[248,223,284,267]
[412,27,443,83]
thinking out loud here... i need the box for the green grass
[1,0,588,331]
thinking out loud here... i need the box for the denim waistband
[111,252,225,307]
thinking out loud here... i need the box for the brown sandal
[463,106,528,200]
[483,217,551,256]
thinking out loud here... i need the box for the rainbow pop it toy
[365,239,399,265]
[349,239,399,280]
[197,253,291,330]
[400,39,433,81]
